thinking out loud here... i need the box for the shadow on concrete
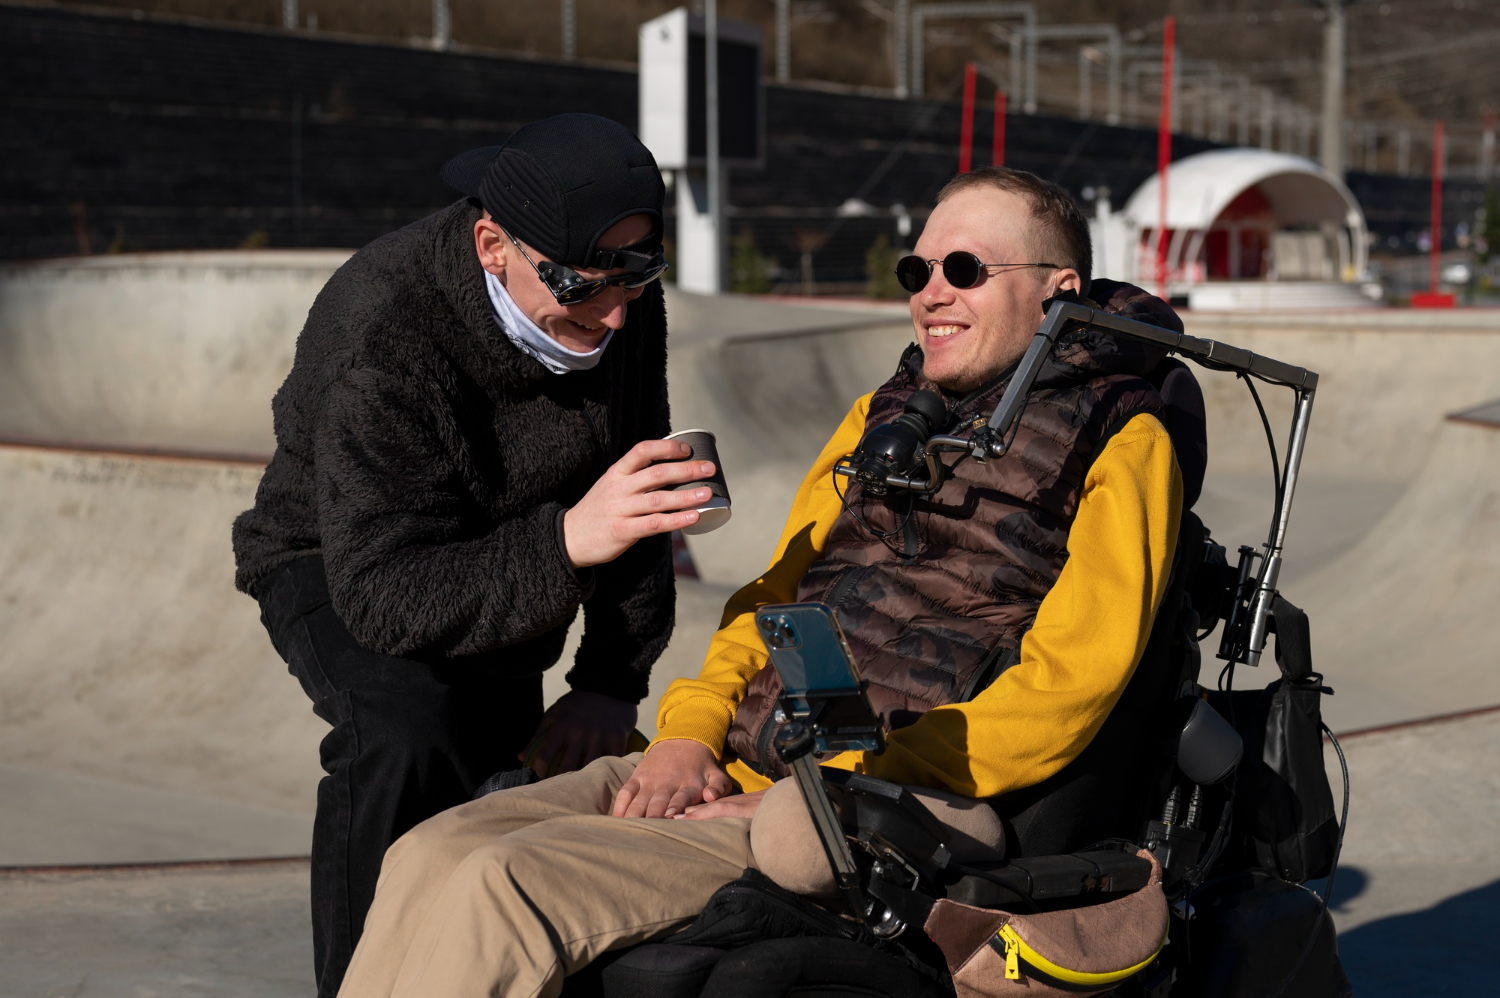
[1336,874,1500,997]
[1320,865,1369,911]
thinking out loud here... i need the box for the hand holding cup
[661,430,732,536]
[561,439,717,569]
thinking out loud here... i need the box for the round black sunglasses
[504,227,669,305]
[895,252,1058,294]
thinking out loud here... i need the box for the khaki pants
[337,753,756,998]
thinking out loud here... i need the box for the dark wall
[4,4,637,258]
[6,4,1474,282]
[1345,172,1489,255]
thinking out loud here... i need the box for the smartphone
[755,603,883,755]
[755,603,863,695]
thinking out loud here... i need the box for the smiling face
[909,187,1081,393]
[474,212,654,352]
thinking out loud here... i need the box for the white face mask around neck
[483,269,614,375]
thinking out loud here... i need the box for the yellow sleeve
[822,412,1183,798]
[651,394,874,763]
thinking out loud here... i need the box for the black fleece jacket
[232,200,674,703]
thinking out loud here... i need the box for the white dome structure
[1091,148,1374,310]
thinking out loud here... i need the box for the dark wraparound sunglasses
[504,227,669,305]
[895,252,1059,294]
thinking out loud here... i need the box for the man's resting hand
[522,690,637,778]
[563,439,716,569]
[675,789,766,821]
[611,738,733,818]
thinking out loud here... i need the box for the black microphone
[848,390,947,494]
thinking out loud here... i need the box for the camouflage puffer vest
[725,282,1185,778]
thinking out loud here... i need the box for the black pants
[257,556,543,998]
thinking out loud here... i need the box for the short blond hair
[936,167,1091,288]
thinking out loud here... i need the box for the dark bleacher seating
[5,4,1474,281]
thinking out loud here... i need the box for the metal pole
[776,0,791,82]
[1243,387,1315,668]
[1023,11,1037,113]
[1320,0,1346,176]
[1079,47,1092,120]
[1482,111,1496,181]
[1430,119,1444,294]
[1107,33,1121,125]
[1010,32,1022,107]
[706,0,722,294]
[993,89,1007,165]
[282,0,297,30]
[1398,127,1410,176]
[959,62,977,172]
[1156,17,1174,298]
[1365,123,1378,172]
[1169,45,1180,134]
[562,0,577,60]
[1237,77,1250,145]
[911,7,924,99]
[432,0,450,50]
[893,0,908,96]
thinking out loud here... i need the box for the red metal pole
[993,90,1007,167]
[1155,17,1175,297]
[1430,119,1444,294]
[959,62,977,173]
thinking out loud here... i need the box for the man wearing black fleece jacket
[231,115,708,998]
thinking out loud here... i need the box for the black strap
[1268,595,1314,684]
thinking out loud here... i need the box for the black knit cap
[440,113,665,269]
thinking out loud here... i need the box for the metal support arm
[980,299,1319,667]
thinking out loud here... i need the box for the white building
[1091,148,1374,310]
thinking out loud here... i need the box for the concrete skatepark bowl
[1,250,1497,994]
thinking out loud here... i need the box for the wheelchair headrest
[1086,280,1207,510]
[1147,358,1207,510]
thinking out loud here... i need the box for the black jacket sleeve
[313,366,589,658]
[564,286,676,703]
[567,534,675,703]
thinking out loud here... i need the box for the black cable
[1239,372,1283,507]
[1266,723,1351,998]
[832,472,907,541]
[1216,658,1234,695]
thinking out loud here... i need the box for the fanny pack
[923,850,1168,998]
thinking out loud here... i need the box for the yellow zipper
[1001,925,1020,980]
[995,922,1167,988]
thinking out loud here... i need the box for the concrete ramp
[3,249,1498,865]
[663,290,912,585]
[0,252,349,454]
[0,259,915,864]
[1299,413,1500,732]
[0,446,324,816]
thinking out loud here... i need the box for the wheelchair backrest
[988,508,1210,857]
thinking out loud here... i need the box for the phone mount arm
[773,722,873,921]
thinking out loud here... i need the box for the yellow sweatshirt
[652,393,1183,799]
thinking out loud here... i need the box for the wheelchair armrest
[944,849,1155,909]
[822,770,955,881]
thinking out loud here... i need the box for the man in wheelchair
[337,168,1345,998]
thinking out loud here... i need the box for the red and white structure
[1092,148,1374,310]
